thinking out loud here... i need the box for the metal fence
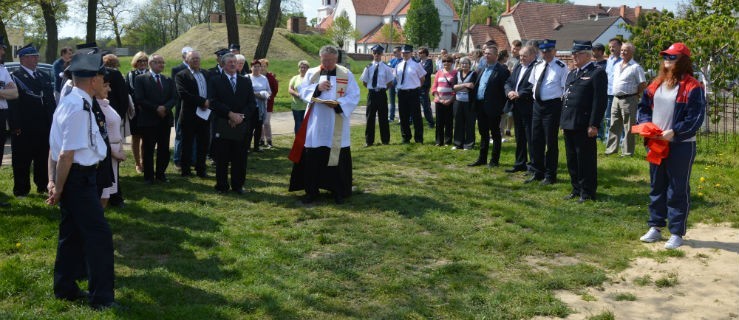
[699,89,738,151]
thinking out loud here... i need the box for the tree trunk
[0,18,12,63]
[253,0,280,59]
[113,19,122,48]
[40,0,58,63]
[86,0,98,43]
[224,0,239,46]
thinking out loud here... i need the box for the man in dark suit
[8,44,56,196]
[504,45,537,173]
[208,53,257,194]
[418,47,435,128]
[134,54,177,184]
[171,46,193,169]
[469,46,510,167]
[175,50,211,178]
[561,41,607,203]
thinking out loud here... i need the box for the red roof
[359,21,406,44]
[463,24,510,51]
[501,2,656,41]
[316,14,333,30]
[353,0,393,15]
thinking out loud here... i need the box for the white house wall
[498,16,521,47]
[593,17,632,45]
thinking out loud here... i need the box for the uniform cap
[571,40,593,53]
[17,43,39,57]
[401,44,413,53]
[370,44,384,54]
[68,52,107,78]
[538,39,556,51]
[660,42,691,58]
[214,48,229,57]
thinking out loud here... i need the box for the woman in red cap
[636,42,705,249]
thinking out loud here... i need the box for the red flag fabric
[631,122,670,165]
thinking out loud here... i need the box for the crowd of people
[0,32,706,309]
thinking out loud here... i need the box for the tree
[404,0,442,48]
[326,11,359,50]
[38,0,67,63]
[86,0,97,42]
[97,0,130,47]
[254,0,281,59]
[379,23,403,47]
[224,0,239,47]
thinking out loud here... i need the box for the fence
[699,89,738,152]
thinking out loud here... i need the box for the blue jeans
[388,87,397,121]
[599,95,613,141]
[292,109,306,134]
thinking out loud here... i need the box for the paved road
[2,106,369,166]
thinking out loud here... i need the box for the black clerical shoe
[540,178,556,186]
[505,167,527,173]
[524,176,543,184]
[58,290,89,302]
[233,188,246,195]
[301,195,317,205]
[487,162,499,168]
[144,179,155,185]
[562,193,579,200]
[468,159,486,167]
[91,301,126,311]
[156,175,169,183]
[578,195,596,203]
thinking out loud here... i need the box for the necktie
[535,62,548,102]
[33,71,40,79]
[156,74,163,91]
[230,76,237,92]
[400,61,407,85]
[371,63,379,89]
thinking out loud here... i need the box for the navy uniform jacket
[473,62,511,117]
[134,72,177,127]
[504,61,536,115]
[561,62,607,130]
[8,68,56,138]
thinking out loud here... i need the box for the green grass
[633,275,652,286]
[613,292,637,301]
[588,310,616,320]
[1,127,737,319]
[284,33,335,58]
[655,273,680,288]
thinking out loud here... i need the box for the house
[315,0,459,54]
[551,16,631,52]
[496,1,655,48]
[457,17,510,53]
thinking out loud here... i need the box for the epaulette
[555,60,566,68]
[367,63,373,69]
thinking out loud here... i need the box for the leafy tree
[379,23,403,46]
[37,0,67,62]
[97,0,131,48]
[404,0,441,48]
[326,12,359,51]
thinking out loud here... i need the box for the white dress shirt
[394,58,426,90]
[529,58,568,101]
[50,87,107,165]
[360,61,394,90]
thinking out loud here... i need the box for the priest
[289,45,360,204]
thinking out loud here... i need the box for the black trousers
[531,99,562,180]
[398,88,423,143]
[11,131,48,196]
[140,124,171,181]
[564,129,598,198]
[213,137,248,191]
[365,89,390,145]
[453,100,476,149]
[435,102,453,145]
[54,167,114,306]
[290,146,352,198]
[419,86,435,126]
[180,117,210,175]
[511,101,534,170]
[476,102,502,165]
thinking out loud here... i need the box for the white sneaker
[664,235,683,249]
[640,227,662,243]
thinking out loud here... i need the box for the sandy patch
[533,224,739,320]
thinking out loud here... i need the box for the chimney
[506,0,511,13]
[597,3,602,9]
[486,16,493,26]
[635,5,642,18]
[619,5,626,18]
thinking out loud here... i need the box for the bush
[284,33,335,56]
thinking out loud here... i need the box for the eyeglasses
[662,54,678,61]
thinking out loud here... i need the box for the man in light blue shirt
[602,38,622,141]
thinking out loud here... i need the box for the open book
[311,97,339,107]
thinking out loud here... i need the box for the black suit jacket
[171,62,188,79]
[473,62,511,117]
[134,72,177,128]
[175,69,209,127]
[420,59,433,88]
[560,63,607,130]
[207,73,257,140]
[8,68,56,136]
[504,61,536,116]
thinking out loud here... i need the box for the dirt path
[534,223,739,320]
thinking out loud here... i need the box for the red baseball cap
[660,42,691,57]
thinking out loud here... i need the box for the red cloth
[288,105,312,163]
[631,122,670,165]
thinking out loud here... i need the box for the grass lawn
[1,126,737,319]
